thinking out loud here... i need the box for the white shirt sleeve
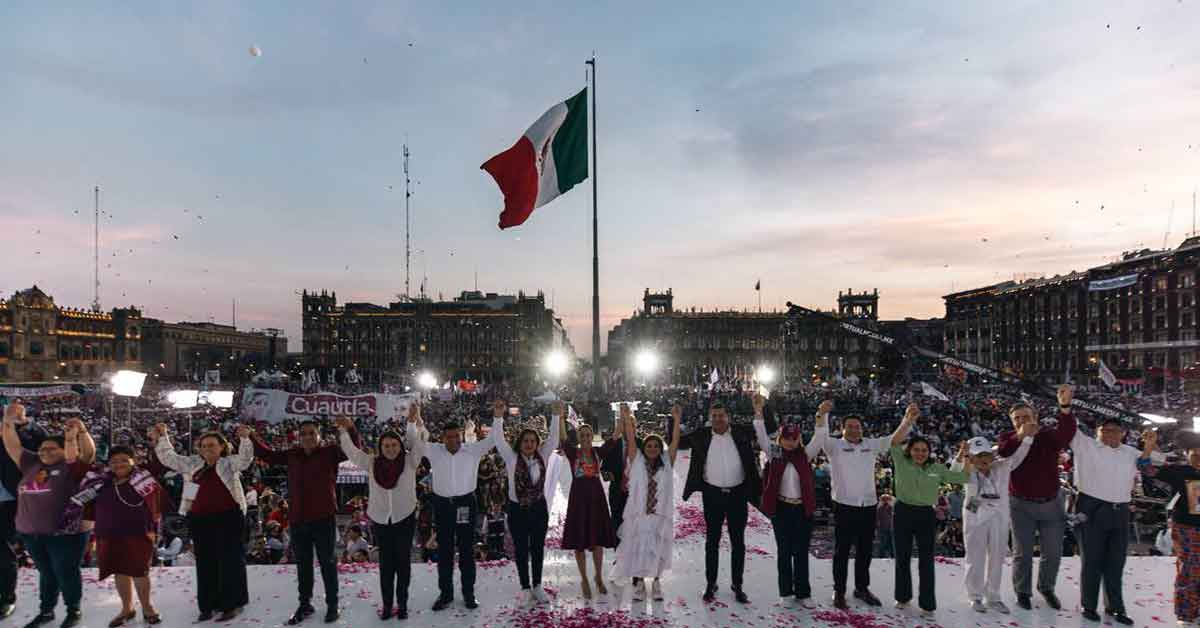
[492,418,515,468]
[540,415,562,459]
[752,419,771,454]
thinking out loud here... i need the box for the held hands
[154,423,170,439]
[957,440,969,461]
[3,402,26,426]
[817,399,833,418]
[1143,429,1159,451]
[671,403,683,427]
[552,400,565,417]
[903,402,921,425]
[1057,384,1074,408]
[407,403,424,427]
[751,393,766,416]
[236,425,251,440]
[64,417,85,435]
[334,417,354,431]
[65,421,79,440]
[492,399,507,419]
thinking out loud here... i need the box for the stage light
[206,391,235,408]
[756,365,776,385]
[544,351,570,377]
[110,370,147,397]
[168,390,199,409]
[417,371,437,390]
[1140,413,1177,425]
[634,349,659,376]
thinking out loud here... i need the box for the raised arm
[404,404,429,468]
[889,402,920,447]
[751,393,772,453]
[540,403,563,458]
[622,404,638,462]
[1000,423,1037,470]
[1049,384,1079,448]
[249,430,290,466]
[152,423,194,473]
[1140,430,1159,462]
[805,400,833,458]
[230,426,256,472]
[64,419,81,463]
[65,417,96,464]
[466,399,506,457]
[336,417,371,469]
[669,403,682,466]
[2,403,28,465]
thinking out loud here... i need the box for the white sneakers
[632,580,647,602]
[988,600,1010,614]
[971,600,986,612]
[532,588,549,604]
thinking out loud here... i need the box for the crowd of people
[0,375,1198,627]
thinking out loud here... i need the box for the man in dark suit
[600,417,642,540]
[679,400,775,604]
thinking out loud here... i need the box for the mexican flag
[482,87,588,229]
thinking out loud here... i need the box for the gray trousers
[1009,491,1066,597]
[1074,493,1130,613]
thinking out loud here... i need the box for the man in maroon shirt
[251,420,359,625]
[995,384,1077,611]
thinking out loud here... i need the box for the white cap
[968,437,993,456]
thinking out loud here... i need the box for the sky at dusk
[3,1,1199,357]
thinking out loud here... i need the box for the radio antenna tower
[92,185,101,312]
[404,142,412,301]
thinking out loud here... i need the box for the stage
[9,452,1182,627]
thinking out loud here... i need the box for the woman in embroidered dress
[74,445,162,626]
[615,402,681,602]
[493,402,562,605]
[559,410,619,599]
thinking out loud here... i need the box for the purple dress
[560,440,618,550]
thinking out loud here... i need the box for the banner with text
[1088,274,1138,292]
[240,388,418,424]
[0,385,78,398]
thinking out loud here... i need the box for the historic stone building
[140,321,287,383]
[0,286,143,382]
[301,289,571,385]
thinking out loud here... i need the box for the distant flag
[920,382,950,402]
[709,368,720,385]
[482,88,589,229]
[1099,358,1118,390]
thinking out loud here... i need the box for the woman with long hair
[559,410,619,599]
[1138,431,1200,625]
[889,409,971,620]
[336,405,427,620]
[70,445,163,626]
[615,403,681,602]
[153,423,254,622]
[492,402,562,605]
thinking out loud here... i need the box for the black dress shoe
[1016,594,1032,610]
[286,605,314,625]
[833,592,848,609]
[24,612,54,628]
[1105,609,1134,625]
[218,608,243,622]
[196,611,214,622]
[854,589,882,606]
[1081,608,1101,622]
[702,584,717,602]
[732,588,749,604]
[1040,591,1061,610]
[432,597,453,612]
[379,606,393,621]
[323,607,339,623]
[397,606,408,620]
[464,596,479,610]
[60,610,82,628]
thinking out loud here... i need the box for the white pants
[964,512,1008,602]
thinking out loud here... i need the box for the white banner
[1088,274,1139,292]
[240,388,418,424]
[0,384,76,398]
[921,382,950,402]
[1099,359,1118,390]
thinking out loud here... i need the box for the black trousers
[373,515,416,610]
[0,500,16,605]
[832,503,877,594]
[701,484,748,589]
[433,494,477,599]
[893,502,937,612]
[608,486,628,545]
[508,499,549,589]
[189,508,249,614]
[771,502,813,598]
[1075,493,1130,614]
[290,516,339,608]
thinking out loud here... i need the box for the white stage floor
[9,452,1183,627]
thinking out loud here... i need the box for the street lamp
[755,365,776,385]
[634,349,659,376]
[417,371,438,390]
[544,351,570,378]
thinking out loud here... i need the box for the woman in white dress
[615,402,681,602]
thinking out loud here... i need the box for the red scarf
[760,445,816,517]
[374,450,405,490]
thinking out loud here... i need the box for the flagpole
[586,54,601,409]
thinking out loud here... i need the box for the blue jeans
[21,532,91,613]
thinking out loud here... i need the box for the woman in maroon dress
[559,420,619,599]
[68,445,162,626]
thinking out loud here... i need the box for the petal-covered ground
[11,452,1178,626]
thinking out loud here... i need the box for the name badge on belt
[456,506,471,525]
[182,482,200,500]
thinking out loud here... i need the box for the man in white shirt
[424,399,503,612]
[679,400,773,604]
[811,402,917,610]
[1069,404,1159,626]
